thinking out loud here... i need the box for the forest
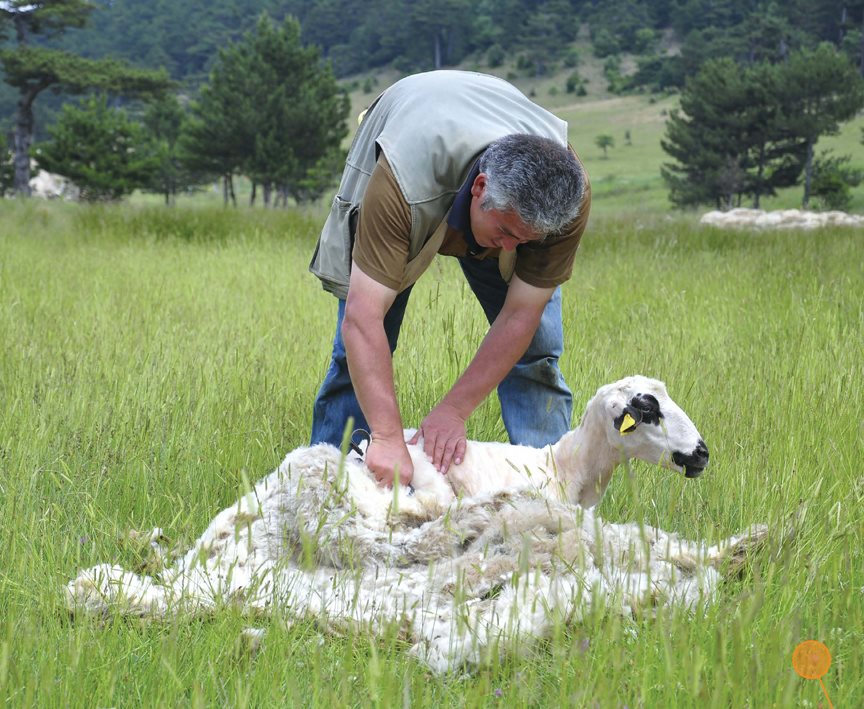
[1,0,863,209]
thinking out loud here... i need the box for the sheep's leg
[705,524,770,576]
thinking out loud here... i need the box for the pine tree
[661,58,806,209]
[181,14,348,207]
[141,94,204,205]
[0,0,171,196]
[34,94,159,201]
[777,44,864,207]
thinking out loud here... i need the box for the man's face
[469,174,540,252]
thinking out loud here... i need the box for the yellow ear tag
[357,108,368,125]
[619,413,637,435]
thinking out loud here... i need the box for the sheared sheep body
[67,376,765,672]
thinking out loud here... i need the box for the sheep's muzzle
[673,439,709,479]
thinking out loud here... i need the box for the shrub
[487,44,505,68]
[633,28,656,54]
[562,48,580,68]
[811,152,863,211]
[593,29,620,58]
[516,54,534,72]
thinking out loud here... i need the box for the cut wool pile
[700,208,864,230]
[67,444,766,672]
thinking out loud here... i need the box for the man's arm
[411,274,555,471]
[342,263,413,488]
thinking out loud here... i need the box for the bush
[566,71,582,94]
[603,56,625,94]
[633,28,656,54]
[811,152,863,211]
[516,54,534,72]
[487,44,505,68]
[392,55,415,74]
[562,47,580,68]
[362,76,377,94]
[593,28,620,58]
[548,86,559,96]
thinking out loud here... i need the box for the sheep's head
[599,376,709,478]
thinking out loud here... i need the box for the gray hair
[478,134,585,235]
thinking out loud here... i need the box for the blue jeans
[310,257,572,448]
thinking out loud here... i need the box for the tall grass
[1,200,862,707]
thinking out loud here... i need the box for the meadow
[1,196,862,707]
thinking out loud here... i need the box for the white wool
[700,208,864,230]
[27,168,80,201]
[67,377,767,672]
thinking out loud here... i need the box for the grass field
[1,200,862,707]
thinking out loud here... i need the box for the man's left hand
[409,402,467,473]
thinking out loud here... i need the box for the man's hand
[409,402,467,473]
[366,433,414,488]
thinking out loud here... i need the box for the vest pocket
[309,196,358,299]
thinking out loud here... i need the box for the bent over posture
[309,70,591,488]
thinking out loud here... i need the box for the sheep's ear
[614,407,642,435]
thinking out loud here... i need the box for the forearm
[341,311,403,438]
[441,307,541,418]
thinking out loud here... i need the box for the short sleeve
[351,156,413,291]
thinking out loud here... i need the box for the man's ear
[471,173,487,199]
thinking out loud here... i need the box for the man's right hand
[365,434,414,489]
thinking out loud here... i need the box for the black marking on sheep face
[613,393,664,432]
[630,393,663,425]
[673,439,710,478]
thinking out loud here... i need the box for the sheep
[700,208,864,230]
[67,376,767,673]
[343,374,709,519]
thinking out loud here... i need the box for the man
[309,70,590,488]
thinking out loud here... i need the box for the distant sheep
[67,376,766,672]
[701,208,864,230]
[28,167,79,201]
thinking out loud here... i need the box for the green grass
[1,200,863,707]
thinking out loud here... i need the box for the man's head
[470,134,585,251]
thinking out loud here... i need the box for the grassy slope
[1,201,862,706]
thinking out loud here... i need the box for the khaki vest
[309,71,568,299]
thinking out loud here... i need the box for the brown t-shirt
[353,153,591,291]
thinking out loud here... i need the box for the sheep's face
[600,376,709,478]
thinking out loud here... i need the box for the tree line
[2,0,863,209]
[39,0,864,86]
[0,2,348,203]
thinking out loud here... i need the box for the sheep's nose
[673,439,709,478]
[693,439,709,465]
